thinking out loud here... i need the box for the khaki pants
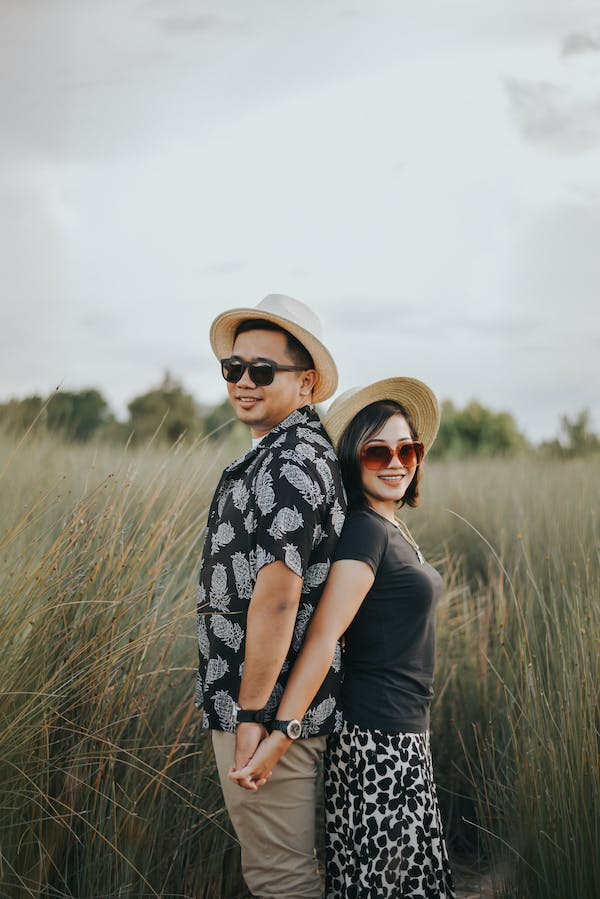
[212,730,326,899]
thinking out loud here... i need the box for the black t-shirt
[333,508,443,733]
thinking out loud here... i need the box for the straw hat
[324,377,440,454]
[209,294,338,403]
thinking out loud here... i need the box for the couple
[195,295,455,898]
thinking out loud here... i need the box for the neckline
[364,507,425,565]
[363,507,400,527]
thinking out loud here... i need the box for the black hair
[234,319,314,370]
[337,400,422,511]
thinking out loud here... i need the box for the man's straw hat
[210,294,338,403]
[325,377,440,454]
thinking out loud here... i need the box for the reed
[0,434,245,898]
[1,438,598,898]
[416,456,600,898]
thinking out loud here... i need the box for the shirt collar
[224,404,321,474]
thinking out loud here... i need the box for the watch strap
[235,706,266,725]
[271,718,302,740]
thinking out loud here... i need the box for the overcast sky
[1,0,599,441]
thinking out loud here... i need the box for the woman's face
[359,413,418,516]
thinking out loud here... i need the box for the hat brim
[210,308,338,403]
[324,377,440,455]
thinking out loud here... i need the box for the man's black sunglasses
[220,356,308,387]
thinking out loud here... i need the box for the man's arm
[233,560,302,770]
[229,559,375,790]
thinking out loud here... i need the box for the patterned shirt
[196,405,347,737]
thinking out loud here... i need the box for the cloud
[203,261,248,275]
[449,315,542,340]
[158,12,251,37]
[505,78,600,151]
[510,200,600,319]
[81,314,117,337]
[159,14,222,34]
[325,298,416,334]
[328,298,542,342]
[562,29,600,57]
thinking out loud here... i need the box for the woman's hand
[228,731,290,791]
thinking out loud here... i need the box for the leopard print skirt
[324,722,456,898]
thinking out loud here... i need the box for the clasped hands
[228,722,290,791]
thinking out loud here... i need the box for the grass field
[1,433,598,898]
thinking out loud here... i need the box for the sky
[1,0,599,442]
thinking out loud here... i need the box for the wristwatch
[234,703,266,725]
[270,719,302,740]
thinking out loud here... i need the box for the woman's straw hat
[324,377,440,454]
[210,294,338,403]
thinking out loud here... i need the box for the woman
[230,377,455,899]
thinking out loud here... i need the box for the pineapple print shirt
[196,405,347,737]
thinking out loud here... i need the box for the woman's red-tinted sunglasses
[360,441,424,470]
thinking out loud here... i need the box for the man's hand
[233,722,268,773]
[229,731,290,791]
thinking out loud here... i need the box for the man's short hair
[234,319,315,370]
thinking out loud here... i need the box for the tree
[539,409,600,457]
[429,400,528,459]
[0,390,109,441]
[0,395,44,434]
[203,397,236,441]
[559,409,600,455]
[127,373,202,444]
[46,389,109,442]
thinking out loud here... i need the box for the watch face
[287,719,302,740]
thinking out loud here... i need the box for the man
[196,294,346,898]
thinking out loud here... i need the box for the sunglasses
[360,441,424,470]
[220,356,307,387]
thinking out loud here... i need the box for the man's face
[226,328,315,437]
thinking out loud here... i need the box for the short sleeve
[251,454,327,579]
[333,510,388,575]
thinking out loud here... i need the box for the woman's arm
[228,557,374,789]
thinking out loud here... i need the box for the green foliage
[0,394,44,434]
[46,388,110,441]
[2,383,598,466]
[538,409,600,458]
[0,389,110,442]
[430,400,528,459]
[203,397,236,440]
[127,373,203,444]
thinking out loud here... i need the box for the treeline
[430,401,600,459]
[1,374,598,458]
[0,374,236,447]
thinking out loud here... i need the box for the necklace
[391,518,425,565]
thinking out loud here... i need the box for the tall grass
[0,434,247,898]
[414,457,600,898]
[1,437,598,898]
